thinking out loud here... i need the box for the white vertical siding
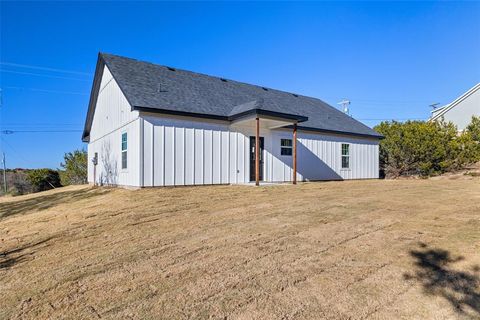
[88,119,141,186]
[89,66,139,142]
[142,115,256,186]
[140,114,379,186]
[87,65,141,187]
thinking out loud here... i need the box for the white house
[82,53,382,187]
[430,83,480,131]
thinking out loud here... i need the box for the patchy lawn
[1,179,479,319]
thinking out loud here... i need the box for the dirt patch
[1,179,479,319]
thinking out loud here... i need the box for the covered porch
[229,106,308,186]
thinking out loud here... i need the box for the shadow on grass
[0,187,110,220]
[0,236,57,270]
[404,242,480,316]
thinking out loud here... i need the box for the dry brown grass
[1,179,479,319]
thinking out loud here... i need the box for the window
[121,132,127,169]
[281,139,293,156]
[341,143,350,169]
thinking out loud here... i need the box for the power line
[4,86,88,96]
[1,123,83,128]
[0,69,91,82]
[358,118,427,121]
[321,96,434,104]
[0,62,91,76]
[1,129,82,133]
[0,136,32,167]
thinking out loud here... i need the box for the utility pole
[2,152,6,194]
[0,88,5,194]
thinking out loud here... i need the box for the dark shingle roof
[83,53,381,141]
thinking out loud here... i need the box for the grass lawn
[1,179,479,319]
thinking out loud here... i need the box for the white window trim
[341,143,350,170]
[121,131,128,172]
[280,138,293,156]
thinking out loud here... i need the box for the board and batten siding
[141,115,252,186]
[140,114,379,186]
[87,65,141,187]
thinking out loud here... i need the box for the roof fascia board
[135,106,308,123]
[82,53,141,142]
[134,106,230,121]
[136,106,380,139]
[229,108,308,123]
[82,54,104,142]
[287,125,384,140]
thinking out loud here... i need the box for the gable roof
[430,82,480,122]
[82,53,382,142]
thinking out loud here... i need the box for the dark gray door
[249,136,264,182]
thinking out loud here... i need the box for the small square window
[281,139,293,156]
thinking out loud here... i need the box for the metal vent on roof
[167,67,176,71]
[262,87,268,91]
[220,78,227,82]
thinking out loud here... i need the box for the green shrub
[374,118,480,178]
[466,116,480,142]
[26,169,62,192]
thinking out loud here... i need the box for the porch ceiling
[230,116,295,129]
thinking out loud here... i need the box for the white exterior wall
[140,114,379,186]
[439,87,479,131]
[431,84,480,131]
[87,66,141,186]
[269,130,379,181]
[141,115,253,186]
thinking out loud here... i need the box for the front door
[249,136,264,182]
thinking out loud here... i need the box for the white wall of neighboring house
[431,83,480,131]
[87,65,379,187]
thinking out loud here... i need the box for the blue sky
[1,1,479,169]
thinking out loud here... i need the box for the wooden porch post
[255,117,260,186]
[293,123,297,185]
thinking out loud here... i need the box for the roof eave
[291,125,384,140]
[82,53,106,143]
[135,106,381,139]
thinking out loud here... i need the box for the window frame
[341,143,350,169]
[280,138,293,156]
[121,132,128,170]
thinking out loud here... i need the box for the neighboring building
[82,53,381,187]
[430,83,480,131]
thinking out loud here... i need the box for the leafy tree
[26,169,62,192]
[60,149,88,185]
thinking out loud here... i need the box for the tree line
[1,117,479,195]
[1,149,87,196]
